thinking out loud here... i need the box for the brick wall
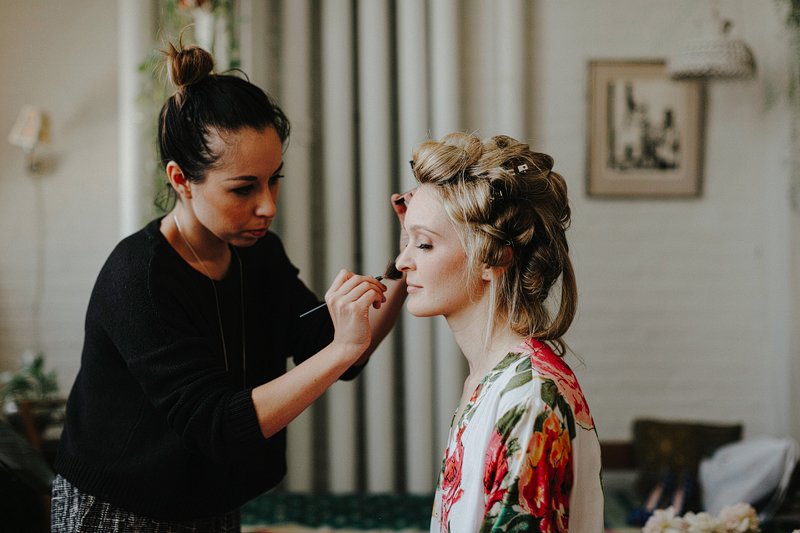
[0,0,119,393]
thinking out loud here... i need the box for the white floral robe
[430,339,604,533]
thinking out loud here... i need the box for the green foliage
[0,352,59,403]
[783,0,800,27]
[138,0,241,217]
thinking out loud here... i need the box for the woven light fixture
[667,5,755,80]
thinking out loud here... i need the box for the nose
[395,242,413,272]
[255,187,277,218]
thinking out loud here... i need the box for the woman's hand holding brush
[298,261,402,318]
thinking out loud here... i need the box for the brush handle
[298,276,385,318]
[298,301,328,318]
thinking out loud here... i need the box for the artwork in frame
[586,60,704,198]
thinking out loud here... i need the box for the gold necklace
[173,214,246,387]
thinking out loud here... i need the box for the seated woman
[395,132,603,532]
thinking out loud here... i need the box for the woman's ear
[481,247,513,281]
[481,264,502,282]
[166,161,192,199]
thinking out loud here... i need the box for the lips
[245,228,268,237]
[406,282,422,293]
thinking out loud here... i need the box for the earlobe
[481,264,494,282]
[481,247,513,281]
[482,262,510,282]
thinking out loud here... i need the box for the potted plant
[0,351,64,447]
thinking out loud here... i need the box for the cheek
[420,254,470,301]
[195,190,247,227]
[434,252,468,285]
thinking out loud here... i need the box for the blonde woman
[395,133,603,532]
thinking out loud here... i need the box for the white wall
[0,0,119,392]
[0,0,796,447]
[521,0,797,441]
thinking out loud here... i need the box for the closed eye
[269,174,285,186]
[232,185,255,196]
[417,243,432,250]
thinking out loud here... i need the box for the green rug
[241,492,433,530]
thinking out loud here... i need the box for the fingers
[391,195,407,225]
[392,191,413,253]
[356,285,383,311]
[326,270,387,308]
[328,268,353,293]
[391,189,415,217]
[391,193,407,211]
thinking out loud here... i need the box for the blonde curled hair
[411,132,576,355]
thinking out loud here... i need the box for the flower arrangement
[642,503,762,533]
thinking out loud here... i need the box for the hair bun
[166,43,214,89]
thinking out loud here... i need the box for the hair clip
[489,180,510,205]
[515,163,529,175]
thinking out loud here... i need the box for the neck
[446,293,526,380]
[165,207,231,279]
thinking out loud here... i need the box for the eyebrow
[225,162,285,182]
[408,224,442,237]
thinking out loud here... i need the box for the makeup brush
[298,261,403,318]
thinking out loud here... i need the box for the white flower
[684,511,723,533]
[644,506,687,533]
[718,503,759,533]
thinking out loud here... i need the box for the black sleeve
[262,235,335,365]
[266,235,365,380]
[92,243,266,464]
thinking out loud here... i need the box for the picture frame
[586,60,704,198]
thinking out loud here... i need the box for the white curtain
[238,0,530,494]
[119,0,531,494]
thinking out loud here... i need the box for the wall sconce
[8,105,51,174]
[666,4,756,80]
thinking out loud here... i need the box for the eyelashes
[232,185,254,196]
[231,175,284,195]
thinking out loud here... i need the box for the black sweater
[55,218,343,520]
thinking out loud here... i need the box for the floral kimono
[430,339,604,533]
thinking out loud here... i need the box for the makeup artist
[50,43,406,532]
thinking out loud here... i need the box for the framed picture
[586,60,704,197]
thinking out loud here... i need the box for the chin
[404,299,443,318]
[230,235,260,247]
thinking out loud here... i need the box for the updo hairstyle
[157,42,290,207]
[410,132,576,355]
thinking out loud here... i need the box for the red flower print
[525,339,595,430]
[517,409,573,532]
[470,383,483,403]
[483,430,509,514]
[439,426,465,532]
[543,409,562,438]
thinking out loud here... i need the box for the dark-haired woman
[50,44,406,532]
[395,132,603,532]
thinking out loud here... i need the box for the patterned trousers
[50,475,240,533]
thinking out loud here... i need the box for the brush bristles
[382,261,403,280]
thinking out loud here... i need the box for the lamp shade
[667,12,755,80]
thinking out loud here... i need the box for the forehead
[405,185,455,235]
[207,127,282,172]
